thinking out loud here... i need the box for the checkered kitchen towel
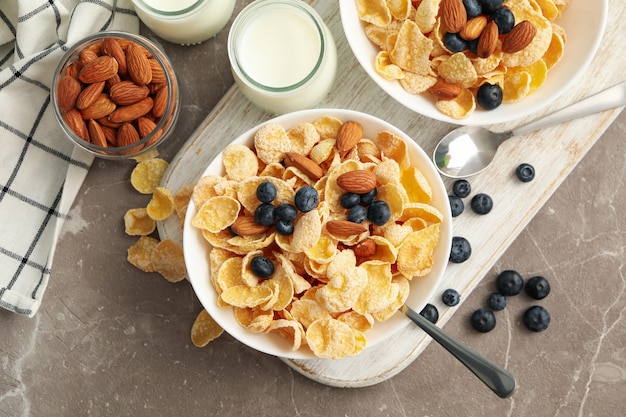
[0,0,138,317]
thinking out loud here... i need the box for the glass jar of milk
[132,0,236,45]
[228,0,337,115]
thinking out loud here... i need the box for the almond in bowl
[52,31,179,159]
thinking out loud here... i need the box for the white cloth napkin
[0,0,138,317]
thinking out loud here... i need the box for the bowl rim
[339,0,609,126]
[183,108,453,359]
[51,30,179,159]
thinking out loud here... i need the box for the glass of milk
[132,0,236,45]
[228,0,337,115]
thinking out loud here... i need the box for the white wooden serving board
[158,1,625,387]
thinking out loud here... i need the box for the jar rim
[228,0,327,93]
[132,0,206,17]
[52,31,179,159]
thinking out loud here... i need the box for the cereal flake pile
[187,115,444,359]
[356,0,570,118]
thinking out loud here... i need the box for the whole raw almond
[79,49,98,65]
[502,20,537,53]
[440,0,466,33]
[428,78,462,100]
[137,117,162,146]
[477,20,499,58]
[353,238,376,257]
[63,108,89,141]
[117,122,141,148]
[126,42,152,86]
[79,93,116,120]
[284,152,324,181]
[326,220,368,238]
[148,59,166,84]
[109,80,150,105]
[108,97,153,123]
[76,80,105,110]
[88,119,107,148]
[100,123,118,146]
[336,121,364,153]
[78,55,118,83]
[57,75,82,111]
[231,216,270,236]
[336,170,377,194]
[102,37,127,76]
[152,86,168,118]
[460,15,488,41]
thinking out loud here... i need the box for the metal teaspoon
[433,81,626,178]
[402,304,517,398]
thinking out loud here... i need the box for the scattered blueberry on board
[449,236,472,263]
[420,303,439,324]
[442,288,461,307]
[523,305,551,332]
[516,163,535,182]
[525,275,550,300]
[449,195,465,217]
[470,193,493,215]
[487,292,507,311]
[496,269,524,296]
[452,179,471,198]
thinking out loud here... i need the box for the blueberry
[359,188,377,206]
[367,200,391,226]
[275,219,294,236]
[294,186,319,212]
[480,0,504,14]
[275,203,298,221]
[496,270,524,296]
[250,256,274,279]
[444,32,467,52]
[340,192,361,209]
[449,195,465,217]
[452,179,471,198]
[463,0,483,18]
[256,181,276,203]
[516,163,535,182]
[487,292,507,311]
[471,308,496,332]
[450,236,472,263]
[347,205,368,223]
[254,203,275,226]
[420,303,439,324]
[470,193,493,214]
[525,276,550,300]
[467,38,479,55]
[476,83,503,110]
[442,288,461,307]
[491,7,515,34]
[523,305,550,332]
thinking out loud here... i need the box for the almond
[102,37,127,76]
[78,55,118,83]
[284,152,324,181]
[100,123,118,146]
[336,121,363,153]
[152,86,168,118]
[79,49,98,65]
[428,78,462,100]
[63,108,89,141]
[138,117,162,146]
[88,119,107,148]
[440,0,466,33]
[148,59,166,84]
[477,20,499,58]
[117,122,140,147]
[126,42,152,86]
[108,97,153,123]
[76,80,105,110]
[56,75,81,111]
[336,170,377,194]
[109,80,150,105]
[326,220,368,238]
[502,20,537,53]
[460,15,488,41]
[79,93,116,120]
[231,216,270,236]
[353,238,376,257]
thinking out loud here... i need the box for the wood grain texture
[159,0,625,387]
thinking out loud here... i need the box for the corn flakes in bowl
[183,109,452,359]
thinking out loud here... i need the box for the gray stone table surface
[1,1,625,416]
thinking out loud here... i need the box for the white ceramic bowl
[183,109,452,359]
[340,0,608,126]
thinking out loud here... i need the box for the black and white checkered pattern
[0,0,138,317]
